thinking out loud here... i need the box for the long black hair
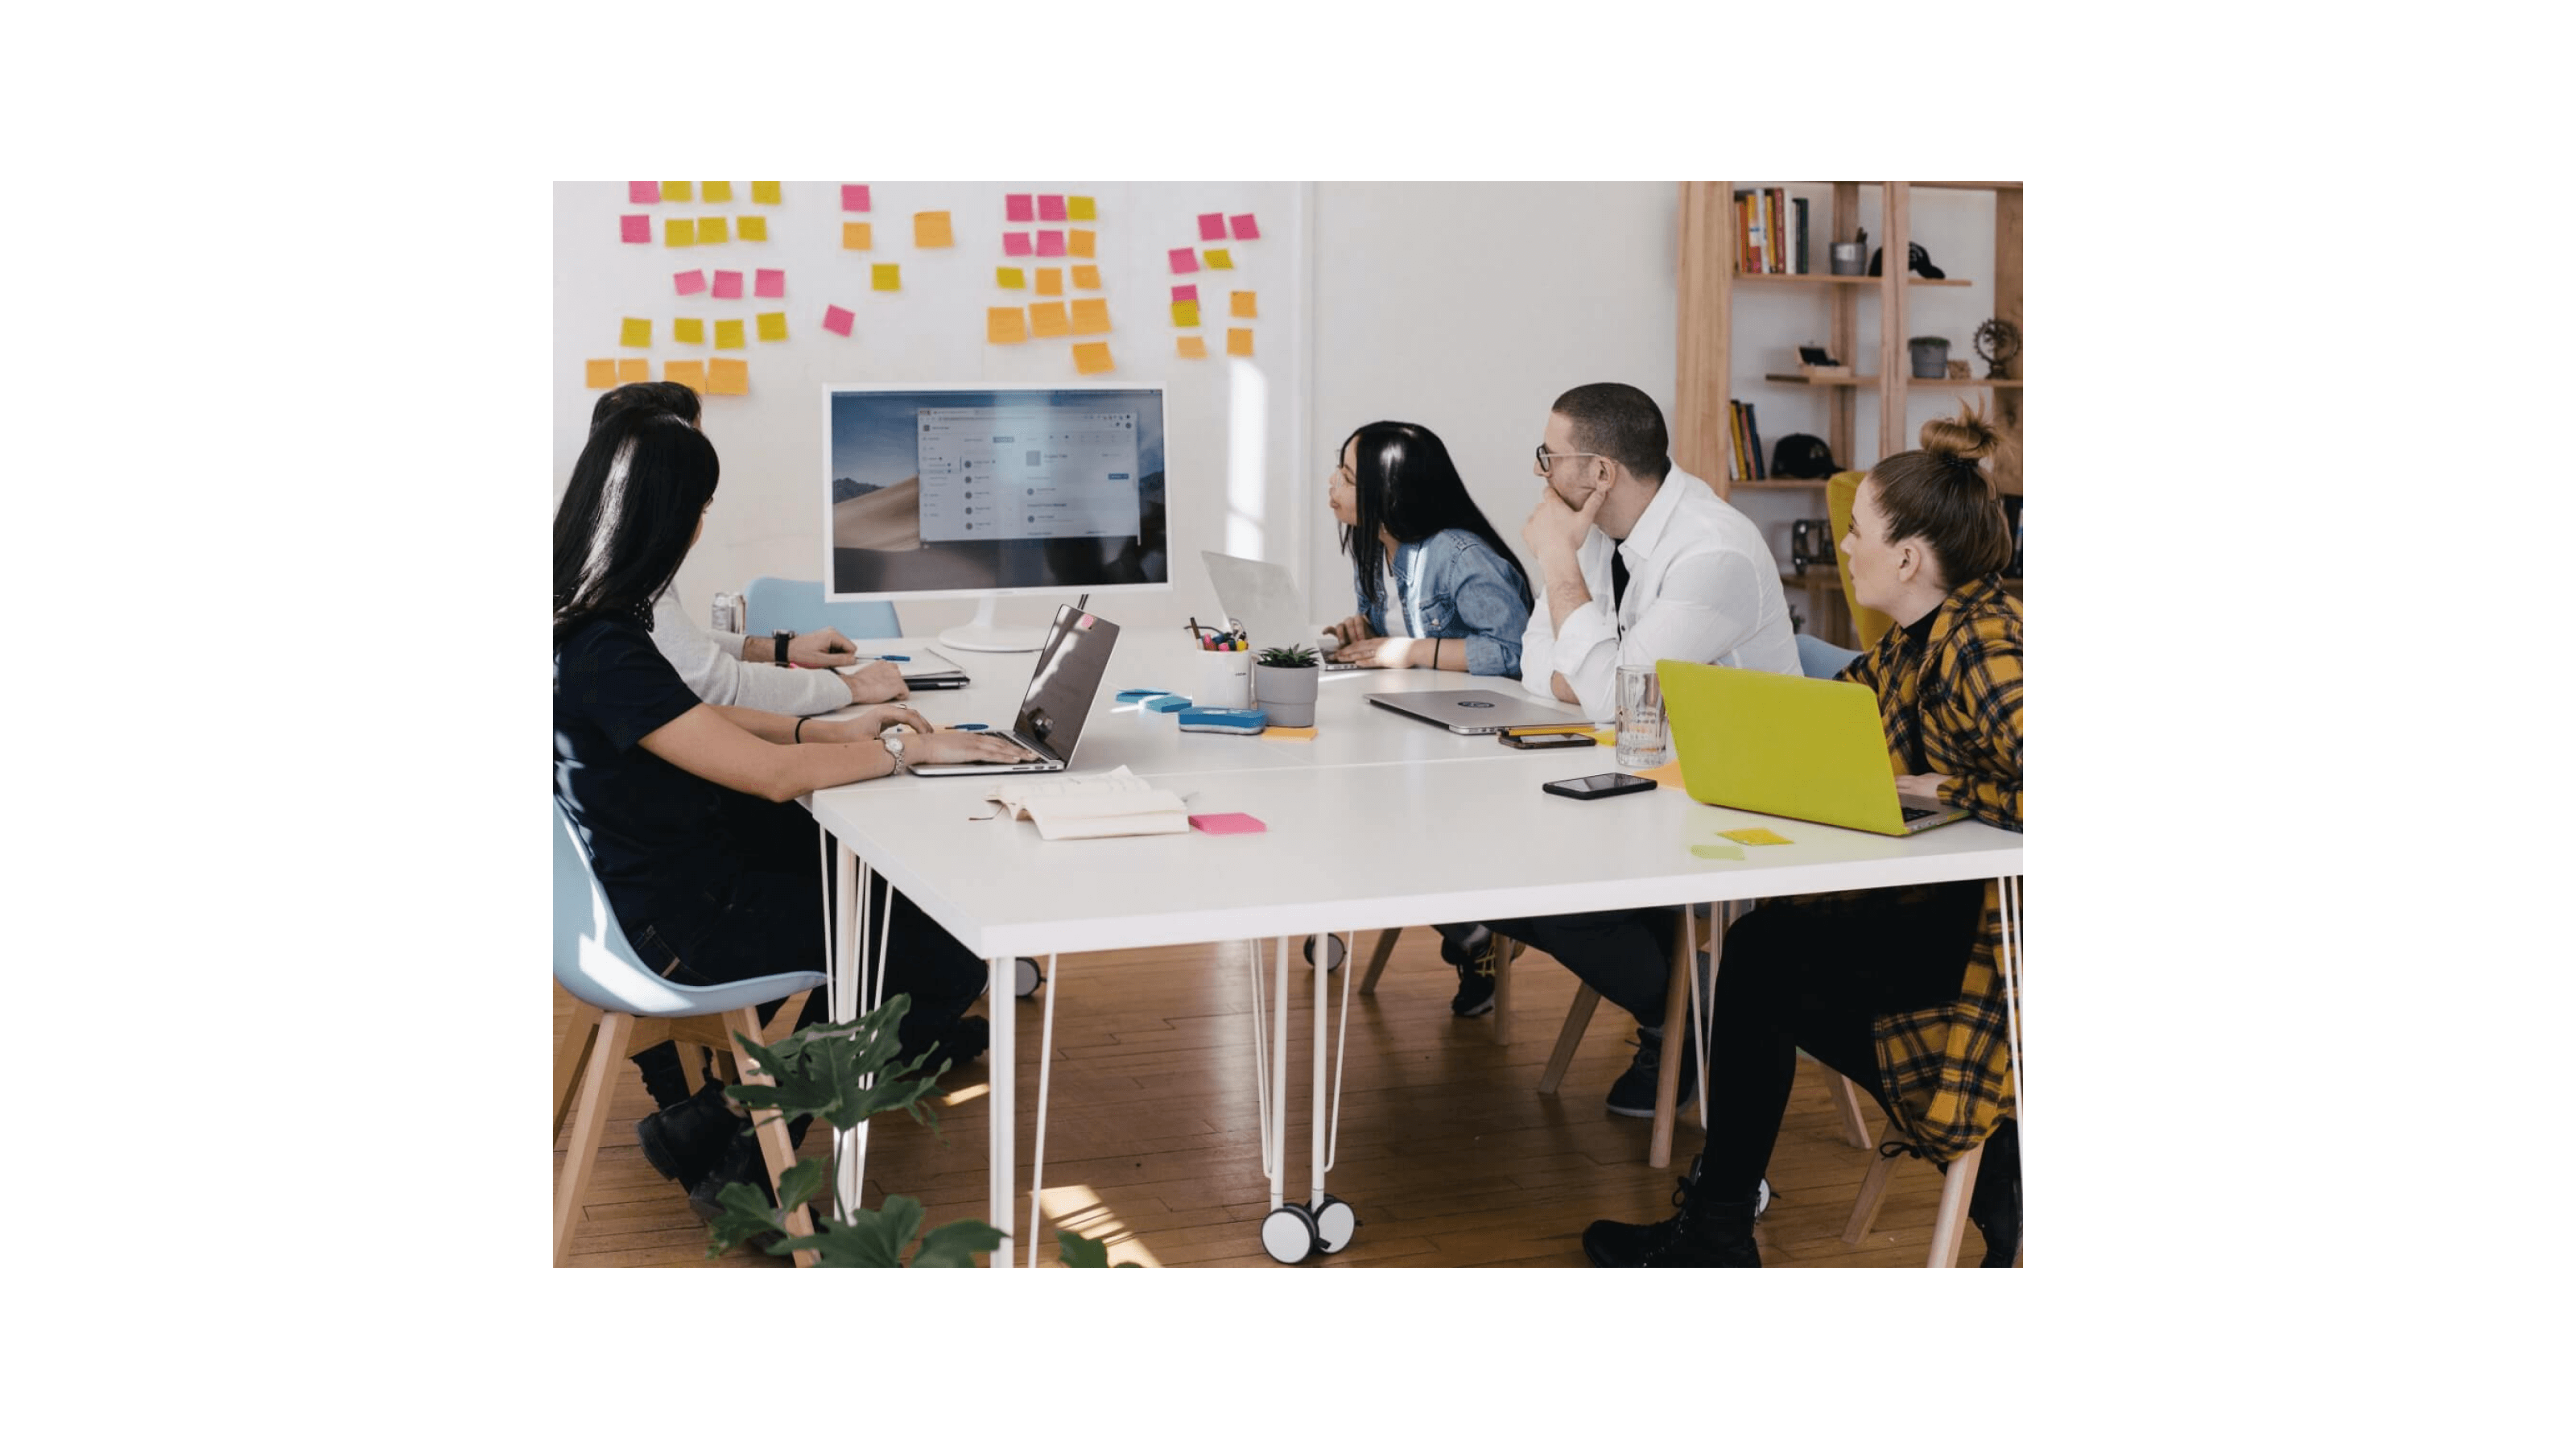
[552,407,720,643]
[1338,420,1532,616]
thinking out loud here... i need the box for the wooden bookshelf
[1732,273,1971,287]
[1762,374,2025,389]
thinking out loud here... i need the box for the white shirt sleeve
[1547,573,1622,721]
[1613,548,1769,687]
[649,591,850,715]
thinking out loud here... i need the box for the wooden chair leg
[726,1006,819,1268]
[553,997,603,1142]
[555,1009,635,1267]
[1829,1071,1874,1150]
[1842,1133,1903,1245]
[1356,929,1401,995]
[1928,1141,1984,1269]
[1646,918,1694,1169]
[675,1043,705,1096]
[1538,985,1600,1095]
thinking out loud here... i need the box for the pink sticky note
[1005,194,1034,222]
[1170,284,1199,303]
[1229,213,1261,241]
[1169,247,1199,275]
[712,270,743,299]
[1036,230,1066,257]
[754,268,785,298]
[841,184,871,212]
[674,270,707,295]
[1039,194,1067,221]
[1189,813,1266,836]
[629,181,661,204]
[619,214,650,244]
[1003,232,1034,257]
[1197,212,1226,242]
[822,304,854,336]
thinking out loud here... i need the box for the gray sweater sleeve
[649,591,851,715]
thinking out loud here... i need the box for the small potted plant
[1250,643,1320,728]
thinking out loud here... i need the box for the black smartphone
[1500,730,1597,750]
[1542,773,1658,801]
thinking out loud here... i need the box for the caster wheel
[1753,1177,1773,1222]
[1312,1195,1358,1254]
[1302,934,1346,972]
[1014,957,1044,999]
[1260,1203,1319,1264]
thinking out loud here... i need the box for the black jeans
[1481,906,1685,1029]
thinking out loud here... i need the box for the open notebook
[985,766,1190,841]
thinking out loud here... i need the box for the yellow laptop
[1656,659,1971,836]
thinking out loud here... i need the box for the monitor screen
[823,384,1170,601]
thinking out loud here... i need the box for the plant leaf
[772,1155,828,1216]
[912,1217,1008,1268]
[701,1179,787,1259]
[1056,1229,1111,1268]
[779,1213,905,1268]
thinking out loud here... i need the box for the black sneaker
[1604,1026,1698,1118]
[1582,1152,1761,1267]
[1443,928,1517,1018]
[686,1132,785,1253]
[635,1080,746,1187]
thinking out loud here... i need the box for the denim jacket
[1358,528,1531,679]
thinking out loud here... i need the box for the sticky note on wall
[1170,284,1198,303]
[667,359,705,390]
[751,181,781,204]
[617,358,650,383]
[1036,231,1065,258]
[1198,212,1226,241]
[987,306,1028,344]
[1231,291,1257,318]
[674,269,706,295]
[1204,249,1233,270]
[1029,301,1070,337]
[1070,298,1110,334]
[754,268,784,297]
[842,184,871,211]
[1227,327,1253,357]
[712,270,743,299]
[1072,264,1100,290]
[714,319,745,349]
[1039,195,1067,221]
[584,358,617,388]
[997,266,1025,289]
[1003,233,1033,257]
[1169,248,1199,274]
[1067,196,1096,221]
[843,222,873,250]
[1068,229,1096,258]
[706,357,749,394]
[665,218,695,246]
[1176,336,1207,359]
[756,312,787,341]
[737,215,769,242]
[873,263,901,291]
[1035,267,1063,296]
[1229,213,1261,240]
[1170,299,1200,327]
[620,215,650,244]
[1007,194,1034,222]
[673,317,704,344]
[1072,341,1113,374]
[823,304,855,336]
[697,216,729,245]
[701,181,733,204]
[914,212,954,247]
[620,317,651,347]
[663,181,693,203]
[629,181,661,204]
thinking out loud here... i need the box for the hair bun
[1918,404,1998,464]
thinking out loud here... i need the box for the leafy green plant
[1256,643,1319,668]
[702,992,1127,1266]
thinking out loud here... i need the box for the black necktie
[1611,551,1630,615]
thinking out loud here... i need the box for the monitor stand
[937,596,1045,654]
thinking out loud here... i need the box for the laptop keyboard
[1900,805,1938,822]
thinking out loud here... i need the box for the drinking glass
[1615,665,1667,769]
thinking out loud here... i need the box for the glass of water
[1615,665,1667,769]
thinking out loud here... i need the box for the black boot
[1967,1118,2021,1267]
[1582,1153,1761,1267]
[634,1080,748,1187]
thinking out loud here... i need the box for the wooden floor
[554,930,2016,1267]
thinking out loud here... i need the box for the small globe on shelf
[1974,318,2021,379]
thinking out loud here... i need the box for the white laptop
[1368,689,1593,736]
[1200,551,1362,671]
[906,606,1120,776]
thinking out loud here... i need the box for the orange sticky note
[914,211,954,247]
[1231,290,1257,319]
[1176,336,1208,359]
[1071,264,1100,290]
[756,311,787,341]
[1227,327,1253,357]
[666,359,706,390]
[701,181,734,204]
[1068,229,1096,258]
[619,317,651,348]
[696,216,729,245]
[1072,341,1113,375]
[750,180,782,205]
[714,318,745,349]
[1205,249,1233,270]
[1170,299,1200,328]
[584,358,617,389]
[1070,298,1110,334]
[705,357,749,395]
[987,306,1029,344]
[996,266,1026,289]
[616,357,650,383]
[1035,266,1063,296]
[872,263,901,291]
[843,221,873,250]
[665,217,696,246]
[673,317,704,344]
[737,215,768,242]
[663,181,693,203]
[1067,196,1096,221]
[1029,301,1070,337]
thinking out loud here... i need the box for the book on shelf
[1744,399,1765,480]
[1732,188,1804,275]
[1792,196,1808,274]
[1725,398,1766,481]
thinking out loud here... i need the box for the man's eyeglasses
[1535,444,1607,472]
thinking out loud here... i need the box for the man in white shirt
[1484,382,1800,1118]
[647,588,907,716]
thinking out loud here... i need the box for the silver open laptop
[1368,689,1592,736]
[906,605,1120,776]
[1200,551,1361,671]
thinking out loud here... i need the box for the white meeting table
[802,633,2024,1266]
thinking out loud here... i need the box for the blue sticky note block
[1116,688,1174,703]
[1179,708,1269,734]
[952,723,989,731]
[1145,695,1194,712]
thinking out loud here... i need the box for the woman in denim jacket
[1323,421,1534,677]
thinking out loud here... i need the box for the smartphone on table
[1542,773,1658,801]
[1500,730,1597,750]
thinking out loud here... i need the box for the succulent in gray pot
[1250,644,1320,728]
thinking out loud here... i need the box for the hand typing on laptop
[893,727,1039,768]
[1893,772,1951,810]
[1332,634,1429,669]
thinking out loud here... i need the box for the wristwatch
[773,630,793,667]
[881,732,908,773]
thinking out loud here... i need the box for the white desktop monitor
[821,383,1171,651]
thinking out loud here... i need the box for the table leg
[1311,927,1327,1211]
[1271,934,1291,1212]
[987,952,1017,1268]
[832,842,865,1216]
[1026,953,1062,1267]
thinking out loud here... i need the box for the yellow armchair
[1825,470,1896,650]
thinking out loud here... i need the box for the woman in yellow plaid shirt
[1585,405,2024,1268]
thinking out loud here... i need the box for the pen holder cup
[1197,653,1251,710]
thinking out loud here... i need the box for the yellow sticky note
[1231,290,1257,319]
[873,263,901,291]
[714,318,745,349]
[1029,301,1070,337]
[987,306,1028,345]
[1690,843,1746,861]
[756,311,787,341]
[1170,299,1199,328]
[914,211,954,247]
[1176,336,1208,359]
[620,317,651,348]
[1072,341,1114,375]
[843,221,873,250]
[750,180,782,205]
[663,181,693,203]
[1067,196,1096,221]
[1034,267,1063,296]
[584,358,617,389]
[705,357,749,395]
[666,359,706,390]
[1071,298,1111,334]
[664,217,695,246]
[1069,229,1096,258]
[616,357,650,383]
[996,266,1026,290]
[1205,248,1233,270]
[1261,725,1317,741]
[1226,327,1253,357]
[1718,827,1794,846]
[696,216,729,245]
[737,215,768,242]
[1072,264,1100,290]
[701,181,733,204]
[673,317,704,345]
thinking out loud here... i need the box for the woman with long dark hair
[1322,421,1533,676]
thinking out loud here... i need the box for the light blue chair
[553,803,827,1266]
[1794,631,1863,681]
[743,576,901,642]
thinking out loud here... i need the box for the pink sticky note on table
[619,214,650,244]
[1170,283,1198,303]
[841,184,871,212]
[1229,213,1261,241]
[674,269,707,295]
[1169,247,1199,274]
[754,268,785,298]
[1005,194,1034,222]
[712,270,743,299]
[1039,194,1067,221]
[1036,230,1066,257]
[629,181,661,204]
[822,304,854,336]
[1198,212,1226,242]
[1004,232,1034,257]
[1189,813,1266,836]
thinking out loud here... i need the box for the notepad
[1189,813,1265,835]
[987,768,1189,841]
